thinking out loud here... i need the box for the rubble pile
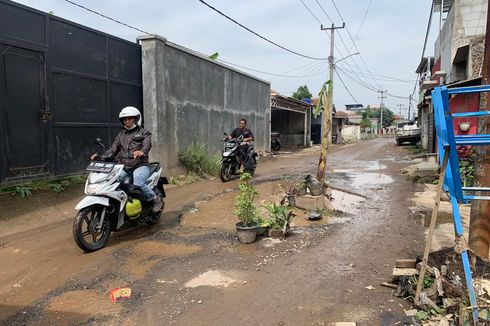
[388,249,490,325]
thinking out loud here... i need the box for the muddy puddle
[123,241,201,279]
[330,189,365,214]
[42,289,121,324]
[333,161,386,173]
[349,172,393,188]
[332,161,393,189]
[181,180,365,231]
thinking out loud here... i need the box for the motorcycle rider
[229,118,254,168]
[90,106,162,212]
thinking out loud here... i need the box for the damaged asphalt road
[0,138,425,325]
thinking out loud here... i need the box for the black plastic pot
[235,222,258,244]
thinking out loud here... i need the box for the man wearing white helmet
[90,106,162,212]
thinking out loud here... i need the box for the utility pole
[397,104,405,119]
[378,90,387,135]
[316,23,345,183]
[469,0,490,259]
[408,94,413,120]
[321,23,345,143]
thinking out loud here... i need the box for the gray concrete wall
[419,107,430,150]
[435,0,487,82]
[139,35,270,174]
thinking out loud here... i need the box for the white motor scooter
[72,137,168,252]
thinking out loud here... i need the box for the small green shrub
[14,186,32,198]
[234,172,260,226]
[178,142,220,177]
[1,175,86,197]
[169,172,201,185]
[459,156,475,187]
[49,183,65,193]
[263,203,294,232]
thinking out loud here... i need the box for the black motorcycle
[271,131,281,151]
[219,134,257,182]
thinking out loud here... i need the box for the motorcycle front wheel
[220,162,232,182]
[73,205,112,252]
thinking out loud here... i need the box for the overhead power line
[299,0,323,25]
[351,0,373,52]
[387,92,417,102]
[335,70,359,103]
[197,0,328,61]
[330,0,382,89]
[336,64,416,83]
[62,0,154,35]
[217,58,328,78]
[336,67,415,100]
[313,0,335,24]
[336,67,378,92]
[313,0,375,88]
[412,0,435,97]
[279,61,326,92]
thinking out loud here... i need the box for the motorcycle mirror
[133,135,145,142]
[223,132,228,135]
[94,137,103,145]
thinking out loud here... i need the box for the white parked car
[395,121,421,146]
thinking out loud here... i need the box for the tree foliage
[292,85,312,100]
[361,105,394,128]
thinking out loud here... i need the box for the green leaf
[416,310,429,320]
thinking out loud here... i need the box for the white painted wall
[342,125,361,141]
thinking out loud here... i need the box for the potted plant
[254,215,274,236]
[263,203,295,238]
[234,172,260,243]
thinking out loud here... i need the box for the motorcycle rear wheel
[220,162,232,182]
[244,157,256,176]
[73,205,111,252]
[272,142,281,151]
[146,190,164,225]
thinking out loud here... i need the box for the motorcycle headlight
[86,183,102,194]
[86,169,119,194]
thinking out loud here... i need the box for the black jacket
[110,126,152,170]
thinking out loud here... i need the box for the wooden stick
[380,282,397,289]
[415,150,449,304]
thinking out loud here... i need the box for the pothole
[185,270,242,288]
[330,190,365,214]
[124,241,202,278]
[45,289,121,321]
[349,172,393,188]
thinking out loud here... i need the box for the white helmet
[119,106,141,126]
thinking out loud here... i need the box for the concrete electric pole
[408,94,413,120]
[321,23,345,143]
[397,104,405,119]
[378,90,387,135]
[316,23,345,183]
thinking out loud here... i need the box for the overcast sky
[15,0,437,117]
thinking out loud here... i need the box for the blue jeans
[119,165,155,201]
